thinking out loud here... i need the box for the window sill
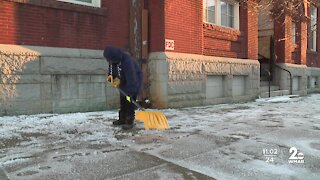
[203,23,241,36]
[203,23,242,42]
[8,0,106,16]
[307,50,318,54]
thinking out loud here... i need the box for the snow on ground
[0,94,311,140]
[0,94,320,179]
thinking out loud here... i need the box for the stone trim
[0,44,104,58]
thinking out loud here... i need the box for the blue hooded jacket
[103,47,143,98]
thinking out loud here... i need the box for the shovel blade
[135,111,169,130]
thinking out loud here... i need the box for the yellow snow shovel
[107,76,169,130]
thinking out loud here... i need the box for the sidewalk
[1,95,320,180]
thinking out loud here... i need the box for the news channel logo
[288,147,304,164]
[262,146,304,164]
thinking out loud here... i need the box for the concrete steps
[260,90,290,98]
[260,85,280,93]
[260,75,270,82]
[260,81,290,98]
[260,81,273,86]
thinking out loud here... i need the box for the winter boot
[113,111,126,126]
[122,116,135,130]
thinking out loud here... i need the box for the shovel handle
[117,88,144,110]
[106,77,144,110]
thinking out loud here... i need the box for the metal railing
[261,68,271,97]
[274,64,293,95]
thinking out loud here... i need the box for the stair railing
[274,64,293,95]
[270,36,293,95]
[261,68,271,98]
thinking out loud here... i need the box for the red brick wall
[306,0,320,67]
[239,0,258,60]
[164,0,203,54]
[203,23,243,58]
[147,0,165,52]
[0,0,130,50]
[102,0,130,49]
[295,18,307,65]
[273,0,320,67]
[0,1,16,44]
[161,0,257,60]
[245,0,258,60]
[274,14,291,63]
[1,0,260,61]
[307,52,320,67]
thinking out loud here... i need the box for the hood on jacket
[103,46,123,63]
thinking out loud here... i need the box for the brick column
[240,0,258,60]
[274,14,292,63]
[296,18,308,65]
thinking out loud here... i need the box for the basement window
[57,0,101,7]
[204,0,239,29]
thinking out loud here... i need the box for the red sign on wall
[165,39,174,50]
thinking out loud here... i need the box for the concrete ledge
[276,63,307,74]
[0,44,104,58]
[149,52,259,64]
[0,45,111,116]
[148,52,260,108]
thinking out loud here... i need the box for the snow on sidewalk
[0,94,320,179]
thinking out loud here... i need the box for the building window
[221,0,234,28]
[204,0,239,29]
[205,0,216,24]
[310,5,317,51]
[291,22,296,44]
[57,0,101,7]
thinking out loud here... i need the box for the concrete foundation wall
[2,46,320,116]
[148,52,260,108]
[273,63,320,96]
[0,45,118,116]
[274,63,308,96]
[307,67,320,93]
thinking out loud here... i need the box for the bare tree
[240,0,318,41]
[239,0,308,19]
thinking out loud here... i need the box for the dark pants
[119,94,136,124]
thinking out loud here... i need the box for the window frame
[203,0,239,29]
[57,0,101,8]
[220,0,235,28]
[205,0,216,24]
[310,5,317,51]
[291,22,296,44]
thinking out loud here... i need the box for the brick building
[259,0,320,97]
[0,0,319,115]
